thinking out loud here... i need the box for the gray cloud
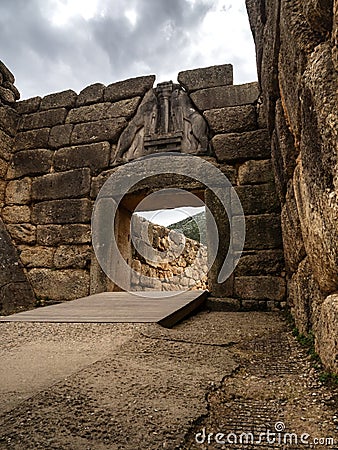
[0,0,257,99]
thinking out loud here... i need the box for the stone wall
[246,0,338,371]
[0,62,35,313]
[131,215,208,292]
[0,60,285,313]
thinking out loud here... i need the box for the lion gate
[0,61,285,313]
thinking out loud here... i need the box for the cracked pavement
[0,311,337,449]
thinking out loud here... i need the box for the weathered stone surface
[27,268,90,301]
[316,294,338,373]
[2,205,31,223]
[235,276,286,301]
[32,168,91,201]
[7,223,36,244]
[0,86,15,104]
[19,245,55,268]
[5,178,32,205]
[293,163,338,293]
[77,83,105,106]
[37,224,91,245]
[0,61,15,84]
[178,64,233,92]
[48,124,73,148]
[104,75,155,102]
[204,105,257,134]
[32,199,92,224]
[0,129,13,160]
[232,184,280,215]
[40,90,77,110]
[233,214,282,251]
[303,0,333,33]
[0,180,6,206]
[281,181,306,273]
[212,129,270,162]
[54,142,110,174]
[235,249,285,276]
[54,245,91,268]
[191,82,260,111]
[7,149,53,179]
[14,128,50,151]
[15,96,41,114]
[245,0,266,82]
[0,219,30,292]
[288,257,325,335]
[115,83,208,162]
[0,282,35,314]
[0,106,19,136]
[20,108,67,131]
[66,98,140,124]
[238,159,274,185]
[71,118,127,145]
[271,100,299,203]
[206,297,241,311]
[0,158,8,177]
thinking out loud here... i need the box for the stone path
[0,311,337,449]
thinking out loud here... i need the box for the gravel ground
[0,311,337,449]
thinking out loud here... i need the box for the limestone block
[191,82,259,111]
[5,178,32,204]
[235,249,284,276]
[32,168,91,201]
[15,96,41,114]
[178,64,233,92]
[48,124,73,148]
[104,75,156,102]
[37,224,91,245]
[212,129,270,162]
[40,89,77,110]
[303,0,333,33]
[71,118,127,145]
[0,106,19,136]
[235,276,286,301]
[0,86,15,104]
[7,223,36,244]
[27,268,90,301]
[54,142,110,174]
[204,105,257,134]
[19,246,55,268]
[316,294,338,373]
[77,83,105,106]
[281,181,306,273]
[288,257,325,335]
[232,184,280,215]
[233,214,282,251]
[294,163,338,292]
[66,98,140,124]
[0,61,15,84]
[0,158,8,177]
[14,128,50,151]
[0,282,35,314]
[238,159,274,185]
[20,108,67,131]
[2,205,31,223]
[54,245,91,268]
[32,199,92,224]
[7,149,53,179]
[0,129,13,160]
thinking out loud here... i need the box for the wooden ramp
[0,291,208,328]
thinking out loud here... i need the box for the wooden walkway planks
[0,290,208,328]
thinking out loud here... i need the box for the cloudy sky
[0,0,257,100]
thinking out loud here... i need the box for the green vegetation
[168,211,207,244]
